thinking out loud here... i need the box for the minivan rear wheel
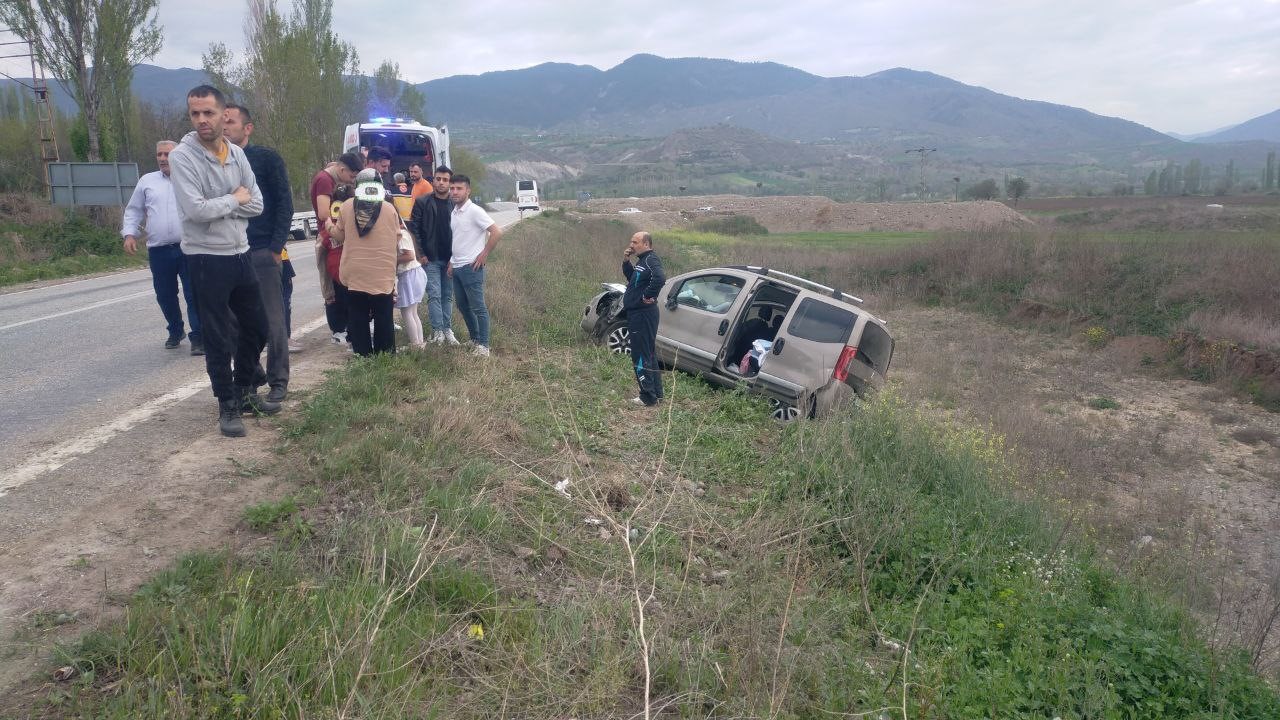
[604,320,631,355]
[769,395,814,422]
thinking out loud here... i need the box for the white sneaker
[393,322,403,332]
[630,397,646,406]
[443,330,461,346]
[331,331,347,344]
[472,344,490,357]
[429,330,445,345]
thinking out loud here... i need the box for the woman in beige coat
[329,169,400,356]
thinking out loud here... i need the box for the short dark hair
[225,102,252,123]
[434,166,452,178]
[366,146,392,163]
[337,152,363,174]
[451,174,470,186]
[186,84,226,107]
[409,163,422,171]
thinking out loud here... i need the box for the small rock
[545,545,566,563]
[583,517,602,526]
[553,479,571,499]
[513,546,536,559]
[597,528,613,541]
[53,666,76,682]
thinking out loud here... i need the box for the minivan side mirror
[666,295,678,310]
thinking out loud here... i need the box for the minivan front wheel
[604,320,631,355]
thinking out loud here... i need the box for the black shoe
[165,332,186,349]
[266,385,287,403]
[218,399,246,437]
[190,339,205,356]
[239,386,281,415]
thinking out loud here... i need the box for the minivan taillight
[834,346,857,383]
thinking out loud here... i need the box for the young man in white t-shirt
[448,174,503,356]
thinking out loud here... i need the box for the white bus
[516,180,540,211]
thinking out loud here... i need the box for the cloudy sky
[147,0,1278,135]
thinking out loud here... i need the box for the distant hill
[421,56,1174,160]
[0,64,209,115]
[1198,108,1280,143]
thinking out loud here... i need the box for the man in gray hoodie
[168,84,272,438]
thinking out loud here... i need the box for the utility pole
[953,176,960,201]
[0,30,60,189]
[904,147,936,199]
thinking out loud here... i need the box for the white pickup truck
[290,211,318,241]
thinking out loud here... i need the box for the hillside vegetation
[28,214,1279,718]
[0,195,142,287]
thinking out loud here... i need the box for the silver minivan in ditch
[581,266,894,420]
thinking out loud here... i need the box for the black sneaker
[165,332,186,349]
[266,385,287,403]
[190,339,205,356]
[239,387,281,415]
[218,399,246,437]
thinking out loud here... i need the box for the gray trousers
[249,248,290,390]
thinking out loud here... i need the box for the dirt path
[887,302,1280,658]
[0,337,348,696]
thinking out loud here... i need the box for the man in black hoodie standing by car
[622,231,666,406]
[408,165,458,345]
[224,103,292,404]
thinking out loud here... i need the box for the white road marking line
[0,267,151,297]
[0,290,154,331]
[0,314,331,498]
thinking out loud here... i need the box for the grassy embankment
[0,194,144,287]
[29,214,1279,718]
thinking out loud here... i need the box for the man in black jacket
[622,231,666,406]
[408,165,457,344]
[224,103,291,407]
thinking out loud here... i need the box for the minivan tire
[604,320,631,355]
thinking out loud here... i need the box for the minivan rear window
[787,299,854,344]
[858,321,894,375]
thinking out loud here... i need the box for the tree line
[0,0,485,203]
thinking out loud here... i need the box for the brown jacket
[331,199,399,295]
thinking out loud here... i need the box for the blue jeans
[424,259,453,331]
[148,244,200,342]
[451,264,489,346]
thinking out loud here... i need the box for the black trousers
[249,249,289,390]
[325,279,350,335]
[188,252,269,401]
[346,290,395,356]
[628,306,663,405]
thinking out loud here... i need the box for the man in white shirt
[448,174,502,357]
[122,140,203,355]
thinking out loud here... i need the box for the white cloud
[149,0,1280,134]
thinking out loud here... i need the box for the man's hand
[418,255,429,265]
[472,249,489,270]
[641,296,656,305]
[123,236,138,254]
[446,264,453,278]
[623,247,635,259]
[233,186,252,205]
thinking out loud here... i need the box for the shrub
[692,214,768,236]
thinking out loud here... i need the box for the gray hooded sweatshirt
[168,130,264,255]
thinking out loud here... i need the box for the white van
[342,118,450,177]
[516,179,540,211]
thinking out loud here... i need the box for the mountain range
[5,54,1277,182]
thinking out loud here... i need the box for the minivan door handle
[772,338,785,354]
[717,320,729,335]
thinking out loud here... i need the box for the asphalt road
[0,204,522,494]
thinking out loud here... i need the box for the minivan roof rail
[735,266,863,305]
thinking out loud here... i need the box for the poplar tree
[0,0,162,161]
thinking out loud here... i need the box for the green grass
[1088,396,1121,410]
[35,215,1280,718]
[0,212,145,287]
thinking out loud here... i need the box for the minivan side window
[787,299,855,344]
[673,275,746,314]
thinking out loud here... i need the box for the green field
[21,215,1279,718]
